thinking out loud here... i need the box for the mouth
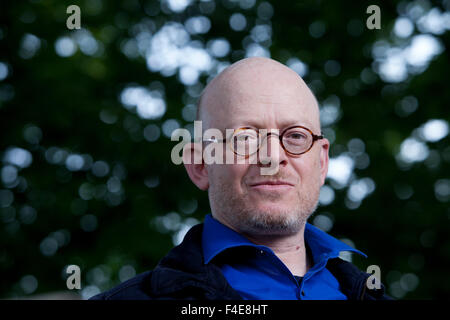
[249,180,295,191]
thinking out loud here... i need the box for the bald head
[197,57,321,133]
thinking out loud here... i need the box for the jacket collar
[150,223,242,299]
[326,258,388,300]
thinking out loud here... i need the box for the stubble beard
[208,172,321,237]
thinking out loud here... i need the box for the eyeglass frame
[203,125,324,158]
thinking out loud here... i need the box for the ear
[183,142,209,191]
[319,138,330,186]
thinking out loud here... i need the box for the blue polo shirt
[202,214,366,300]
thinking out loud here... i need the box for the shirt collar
[202,214,366,265]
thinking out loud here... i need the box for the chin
[240,210,304,236]
[247,205,301,228]
[254,203,291,216]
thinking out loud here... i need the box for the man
[91,57,389,300]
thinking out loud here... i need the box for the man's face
[197,58,329,237]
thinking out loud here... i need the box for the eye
[234,130,258,142]
[285,131,307,140]
[283,129,310,147]
[237,134,250,141]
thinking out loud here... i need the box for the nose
[257,132,288,171]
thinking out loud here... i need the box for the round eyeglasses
[205,126,324,157]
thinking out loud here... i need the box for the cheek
[292,155,322,184]
[210,164,248,191]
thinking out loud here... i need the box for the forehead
[230,92,316,128]
[203,73,320,132]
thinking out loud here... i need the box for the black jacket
[91,223,390,300]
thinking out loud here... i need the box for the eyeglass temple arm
[313,134,324,141]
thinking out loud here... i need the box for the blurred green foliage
[0,0,449,299]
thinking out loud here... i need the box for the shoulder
[89,224,206,301]
[89,271,153,300]
[327,258,392,300]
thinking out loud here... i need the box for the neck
[244,226,311,277]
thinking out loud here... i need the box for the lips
[249,180,295,191]
[250,180,294,187]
